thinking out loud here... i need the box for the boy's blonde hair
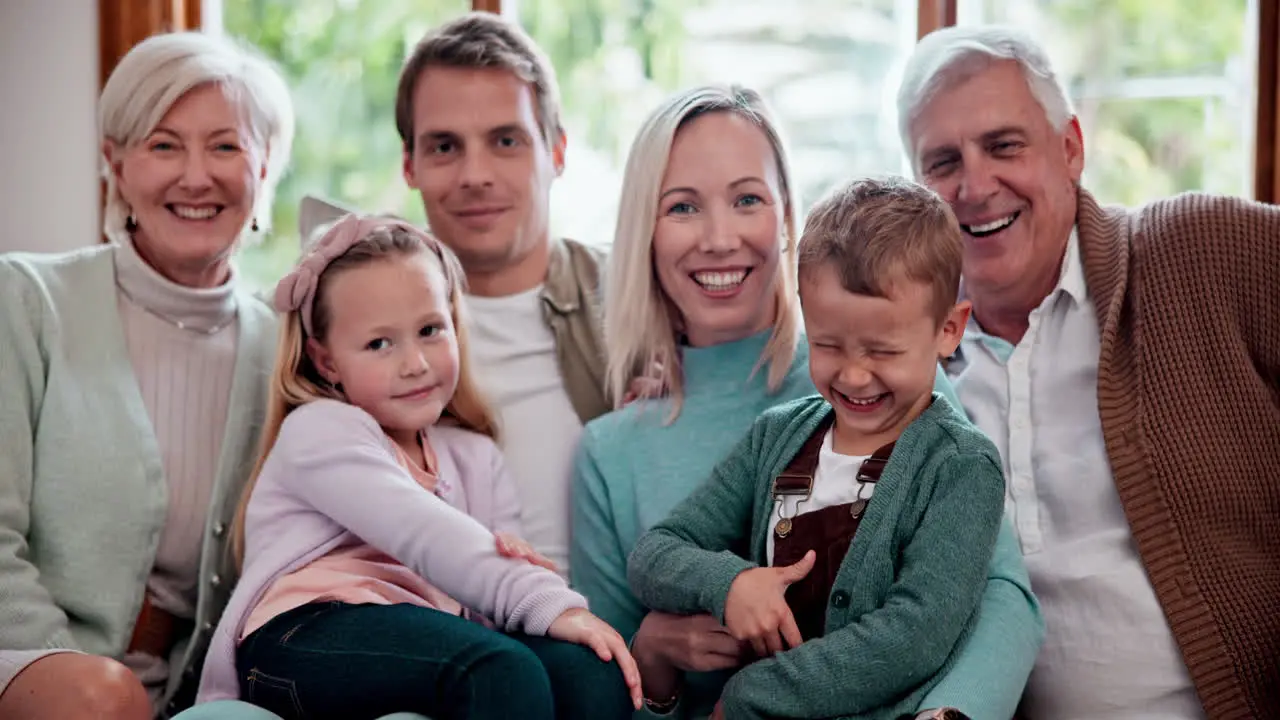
[232,225,497,567]
[797,176,963,324]
[605,84,802,417]
[395,12,563,152]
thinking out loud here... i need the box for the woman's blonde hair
[231,225,497,567]
[604,84,802,418]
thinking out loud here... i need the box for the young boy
[626,176,1015,720]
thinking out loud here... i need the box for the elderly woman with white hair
[0,31,292,720]
[570,84,1043,720]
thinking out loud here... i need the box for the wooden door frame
[1254,0,1279,203]
[100,0,202,88]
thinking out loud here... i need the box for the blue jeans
[235,601,632,720]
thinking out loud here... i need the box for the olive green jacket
[542,237,609,424]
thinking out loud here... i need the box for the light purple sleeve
[275,401,585,635]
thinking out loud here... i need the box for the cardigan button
[212,522,226,539]
[210,574,222,588]
[830,590,850,609]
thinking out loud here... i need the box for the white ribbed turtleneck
[113,236,241,697]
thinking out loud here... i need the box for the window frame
[1255,0,1279,202]
[99,0,1280,203]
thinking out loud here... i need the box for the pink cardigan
[196,399,586,702]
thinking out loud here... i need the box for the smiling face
[651,111,785,347]
[402,66,564,296]
[910,60,1083,309]
[801,263,967,455]
[108,83,265,288]
[307,251,460,449]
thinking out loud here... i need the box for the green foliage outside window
[226,0,1253,293]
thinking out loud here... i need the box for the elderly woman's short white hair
[99,31,295,242]
[896,25,1074,160]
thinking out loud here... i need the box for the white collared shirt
[947,231,1205,720]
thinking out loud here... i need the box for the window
[520,0,922,248]
[181,0,1273,289]
[214,0,921,290]
[958,0,1258,206]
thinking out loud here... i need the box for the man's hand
[494,532,558,573]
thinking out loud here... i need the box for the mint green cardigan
[0,246,276,713]
[627,394,1014,720]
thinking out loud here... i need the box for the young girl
[195,214,641,719]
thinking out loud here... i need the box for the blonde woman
[0,32,292,720]
[569,85,1042,719]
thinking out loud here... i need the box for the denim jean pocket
[272,601,345,649]
[246,668,307,719]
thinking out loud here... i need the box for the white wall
[0,0,99,254]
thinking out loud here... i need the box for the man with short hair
[898,24,1280,720]
[395,12,609,574]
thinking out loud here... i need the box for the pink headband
[272,213,435,336]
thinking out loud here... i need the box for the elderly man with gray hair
[896,24,1279,720]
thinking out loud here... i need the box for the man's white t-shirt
[463,286,583,575]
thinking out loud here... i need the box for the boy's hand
[494,532,558,573]
[723,550,815,657]
[547,608,643,710]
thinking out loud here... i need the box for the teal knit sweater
[571,331,1041,719]
[627,394,1006,720]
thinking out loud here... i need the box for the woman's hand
[547,608,643,710]
[634,611,748,673]
[630,612,750,711]
[620,362,667,406]
[710,699,726,720]
[494,532,558,573]
[723,550,815,657]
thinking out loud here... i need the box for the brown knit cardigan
[1076,188,1279,720]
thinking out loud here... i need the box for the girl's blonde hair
[231,225,497,567]
[605,84,802,418]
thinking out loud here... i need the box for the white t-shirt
[766,429,873,564]
[463,286,583,575]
